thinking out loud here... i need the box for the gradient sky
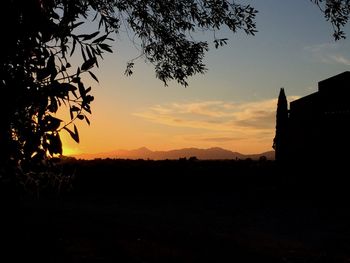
[59,0,350,156]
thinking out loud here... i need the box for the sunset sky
[60,0,350,157]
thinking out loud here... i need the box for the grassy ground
[3,159,350,262]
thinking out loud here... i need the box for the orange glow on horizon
[62,146,80,157]
[60,131,83,156]
[54,95,277,158]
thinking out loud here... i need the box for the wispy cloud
[184,135,246,143]
[304,43,338,53]
[134,99,284,140]
[328,55,350,66]
[134,98,300,153]
[305,43,350,66]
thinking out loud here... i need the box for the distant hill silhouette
[72,147,274,160]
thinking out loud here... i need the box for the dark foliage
[273,88,289,162]
[313,0,350,40]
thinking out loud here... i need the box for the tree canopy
[0,0,349,179]
[313,0,350,40]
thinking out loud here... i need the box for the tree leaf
[64,126,79,143]
[70,37,77,57]
[81,46,87,61]
[47,133,62,155]
[85,87,92,93]
[83,104,91,114]
[81,58,96,71]
[48,97,58,113]
[70,105,80,112]
[86,45,93,59]
[72,21,84,29]
[40,54,56,80]
[44,115,62,131]
[69,107,74,120]
[73,124,80,143]
[60,83,77,92]
[37,68,51,80]
[78,81,86,98]
[72,90,78,99]
[72,77,80,83]
[99,43,113,53]
[88,71,99,83]
[79,31,100,41]
[85,115,90,125]
[92,34,108,44]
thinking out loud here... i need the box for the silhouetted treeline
[61,158,274,195]
[54,157,350,203]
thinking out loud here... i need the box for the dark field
[2,159,350,262]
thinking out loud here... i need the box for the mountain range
[73,147,275,160]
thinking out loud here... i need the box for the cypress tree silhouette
[273,88,289,161]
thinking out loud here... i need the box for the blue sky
[61,0,350,156]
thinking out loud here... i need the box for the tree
[312,0,350,40]
[0,0,349,180]
[273,88,289,162]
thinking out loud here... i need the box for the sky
[59,0,350,156]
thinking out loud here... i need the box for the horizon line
[65,146,275,160]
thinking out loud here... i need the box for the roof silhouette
[274,71,350,162]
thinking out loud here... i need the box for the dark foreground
[2,159,350,262]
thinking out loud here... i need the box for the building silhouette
[274,71,350,162]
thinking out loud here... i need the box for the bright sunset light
[54,1,350,159]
